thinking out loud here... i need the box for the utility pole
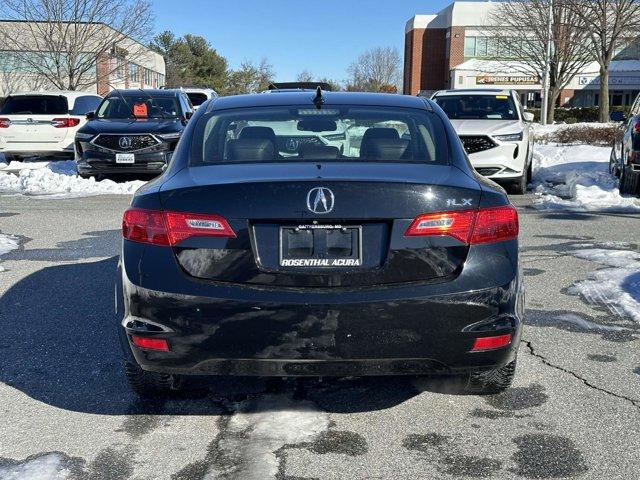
[541,0,553,125]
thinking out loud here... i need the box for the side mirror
[185,111,193,120]
[523,112,535,122]
[85,111,95,120]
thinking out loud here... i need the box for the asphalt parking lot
[0,192,639,479]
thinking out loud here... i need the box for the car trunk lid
[158,162,483,287]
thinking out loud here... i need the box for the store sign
[476,75,539,85]
[579,76,640,86]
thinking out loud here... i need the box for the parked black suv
[611,95,640,196]
[75,89,194,178]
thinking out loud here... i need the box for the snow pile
[0,453,73,479]
[0,233,19,272]
[568,248,640,324]
[209,394,329,479]
[532,145,640,213]
[0,160,145,198]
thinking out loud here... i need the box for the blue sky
[152,0,477,82]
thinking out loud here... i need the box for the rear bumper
[0,140,74,159]
[117,240,524,376]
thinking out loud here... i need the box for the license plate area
[279,225,362,268]
[116,153,135,164]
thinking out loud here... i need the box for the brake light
[405,205,518,245]
[471,334,512,351]
[470,206,519,244]
[131,335,170,352]
[634,122,640,134]
[122,208,236,246]
[405,210,475,243]
[52,117,81,128]
[0,118,10,128]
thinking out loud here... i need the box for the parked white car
[0,91,102,161]
[180,87,218,110]
[431,89,534,194]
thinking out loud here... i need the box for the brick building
[404,1,640,108]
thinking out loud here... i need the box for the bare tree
[567,0,640,121]
[0,69,50,95]
[296,70,314,83]
[225,58,275,95]
[296,71,343,91]
[0,0,154,91]
[346,47,401,92]
[488,0,592,123]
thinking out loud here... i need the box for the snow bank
[568,248,640,324]
[532,145,640,213]
[0,160,145,198]
[0,453,73,479]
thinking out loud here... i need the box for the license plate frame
[279,224,362,268]
[115,153,135,164]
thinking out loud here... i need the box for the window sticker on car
[496,95,509,99]
[133,103,148,117]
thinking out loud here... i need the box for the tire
[124,361,182,398]
[610,146,620,177]
[620,166,640,196]
[465,360,517,395]
[509,171,528,195]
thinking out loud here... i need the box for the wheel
[465,360,517,394]
[610,147,620,177]
[509,170,528,195]
[124,361,182,398]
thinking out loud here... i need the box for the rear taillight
[0,118,10,128]
[122,208,236,246]
[405,205,518,245]
[52,117,81,128]
[634,122,640,134]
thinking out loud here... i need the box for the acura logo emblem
[119,136,133,149]
[307,187,334,214]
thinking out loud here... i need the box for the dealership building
[0,21,165,97]
[404,1,640,107]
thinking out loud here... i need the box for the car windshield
[186,92,208,106]
[434,94,518,120]
[191,105,447,166]
[0,95,68,115]
[96,94,179,119]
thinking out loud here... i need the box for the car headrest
[227,138,275,162]
[239,126,277,144]
[299,144,341,159]
[360,138,409,161]
[360,128,407,160]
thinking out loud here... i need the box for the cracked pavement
[0,193,638,479]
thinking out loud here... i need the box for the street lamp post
[541,0,553,125]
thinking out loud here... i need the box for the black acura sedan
[117,90,523,397]
[74,89,194,177]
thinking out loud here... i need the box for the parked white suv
[0,91,102,161]
[431,89,534,194]
[180,87,218,110]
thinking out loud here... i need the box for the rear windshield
[433,94,518,120]
[96,94,179,119]
[191,105,447,166]
[0,95,68,115]
[187,92,208,106]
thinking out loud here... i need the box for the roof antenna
[313,86,324,109]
